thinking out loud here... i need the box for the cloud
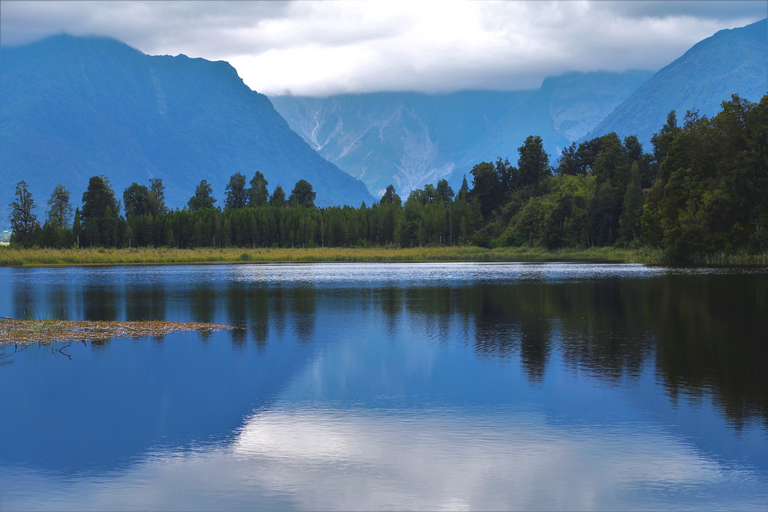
[1,1,765,96]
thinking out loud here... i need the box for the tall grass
[1,245,766,266]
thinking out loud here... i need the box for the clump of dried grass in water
[0,319,235,345]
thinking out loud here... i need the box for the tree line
[8,94,766,261]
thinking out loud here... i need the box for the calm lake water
[1,262,766,511]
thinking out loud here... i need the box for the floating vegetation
[0,319,235,345]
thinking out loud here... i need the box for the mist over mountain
[587,18,768,147]
[0,35,374,225]
[271,19,766,197]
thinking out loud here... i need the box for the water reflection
[126,282,166,321]
[3,264,767,428]
[8,405,757,511]
[1,263,767,509]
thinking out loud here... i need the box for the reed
[1,245,766,266]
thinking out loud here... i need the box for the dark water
[1,263,766,511]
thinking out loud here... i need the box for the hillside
[449,70,653,186]
[587,18,768,147]
[0,35,374,226]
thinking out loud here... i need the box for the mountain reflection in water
[1,263,766,510]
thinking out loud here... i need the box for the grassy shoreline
[1,246,766,267]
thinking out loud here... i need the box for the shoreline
[1,246,767,267]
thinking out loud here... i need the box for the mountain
[270,91,534,197]
[587,18,768,148]
[447,70,653,186]
[0,35,374,226]
[271,71,651,197]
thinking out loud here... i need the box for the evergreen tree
[164,219,176,248]
[248,171,270,207]
[188,180,217,212]
[9,180,38,247]
[515,135,550,188]
[458,175,470,201]
[556,142,581,176]
[289,180,316,207]
[225,173,248,210]
[81,175,119,247]
[270,184,286,207]
[123,183,152,217]
[46,184,73,229]
[436,179,454,204]
[102,205,118,247]
[619,162,644,241]
[380,184,401,205]
[149,178,168,214]
[470,161,501,218]
[73,208,82,248]
[495,157,515,199]
[650,110,682,171]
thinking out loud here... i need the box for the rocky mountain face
[0,35,374,223]
[588,18,768,148]
[270,91,534,197]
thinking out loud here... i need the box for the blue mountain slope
[587,18,768,148]
[0,35,374,222]
[447,70,654,187]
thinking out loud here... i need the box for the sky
[1,1,765,97]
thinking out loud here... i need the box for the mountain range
[273,18,767,195]
[0,35,374,225]
[1,18,765,230]
[270,71,652,196]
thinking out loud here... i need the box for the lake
[1,262,766,510]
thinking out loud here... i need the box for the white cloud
[2,407,761,510]
[1,1,765,96]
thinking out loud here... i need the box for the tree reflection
[248,288,269,350]
[190,284,216,324]
[226,285,248,351]
[10,266,763,429]
[12,280,35,320]
[289,287,316,344]
[81,286,119,320]
[364,274,766,427]
[125,283,166,321]
[379,287,403,337]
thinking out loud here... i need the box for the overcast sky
[1,1,765,96]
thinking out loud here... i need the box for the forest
[8,94,767,262]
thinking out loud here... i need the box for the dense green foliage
[8,181,37,246]
[9,95,767,262]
